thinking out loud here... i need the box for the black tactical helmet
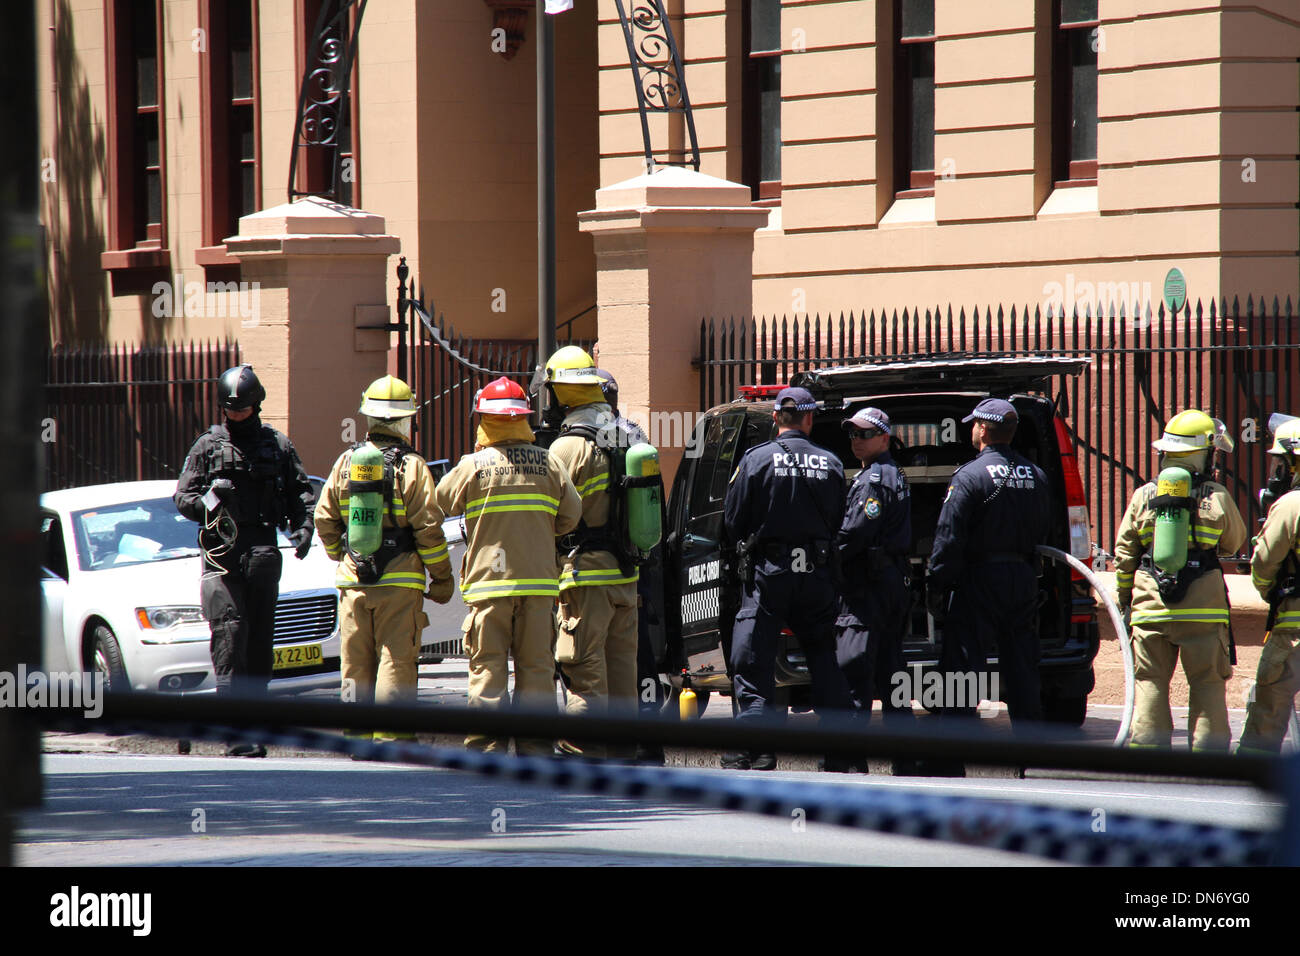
[217,365,266,411]
[595,367,618,408]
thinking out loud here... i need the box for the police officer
[174,365,315,756]
[315,376,456,734]
[928,398,1050,736]
[723,386,855,771]
[434,377,582,755]
[1113,409,1245,750]
[546,346,640,759]
[836,407,915,771]
[1240,417,1300,753]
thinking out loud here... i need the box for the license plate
[273,643,323,671]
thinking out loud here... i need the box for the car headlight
[136,606,209,643]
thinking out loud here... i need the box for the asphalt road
[15,663,1288,866]
[15,752,1282,866]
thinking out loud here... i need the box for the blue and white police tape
[89,717,1276,866]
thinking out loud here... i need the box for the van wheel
[1043,692,1087,726]
[91,624,129,691]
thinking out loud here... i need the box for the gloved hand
[289,527,313,560]
[1116,589,1132,628]
[926,588,949,624]
[209,478,235,500]
[425,575,456,605]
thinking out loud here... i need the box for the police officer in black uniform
[174,365,314,754]
[928,398,1049,737]
[722,386,855,771]
[836,407,915,772]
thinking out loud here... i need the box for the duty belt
[759,538,834,566]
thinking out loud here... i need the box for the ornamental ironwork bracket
[287,0,369,204]
[613,0,700,173]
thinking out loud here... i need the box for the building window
[295,0,360,205]
[1053,0,1098,186]
[198,0,261,270]
[894,0,935,198]
[742,0,781,204]
[102,0,168,269]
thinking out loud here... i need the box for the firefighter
[314,376,456,734]
[928,399,1050,736]
[545,346,641,759]
[723,387,856,771]
[1113,409,1246,750]
[596,368,667,763]
[1239,417,1300,754]
[434,377,582,755]
[174,365,315,756]
[835,407,915,772]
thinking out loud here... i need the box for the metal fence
[43,341,242,491]
[695,297,1300,555]
[395,259,592,466]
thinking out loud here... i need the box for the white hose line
[1036,545,1134,747]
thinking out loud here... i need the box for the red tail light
[1054,416,1093,566]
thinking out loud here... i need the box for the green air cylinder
[347,443,386,557]
[626,442,663,552]
[1152,465,1192,574]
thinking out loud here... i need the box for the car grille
[273,593,337,644]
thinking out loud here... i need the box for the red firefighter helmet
[474,376,532,418]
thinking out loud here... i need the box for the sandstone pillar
[578,168,768,487]
[225,196,400,475]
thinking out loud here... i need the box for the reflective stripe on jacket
[314,437,453,590]
[1113,478,1247,625]
[1251,490,1300,630]
[551,403,638,590]
[434,440,581,602]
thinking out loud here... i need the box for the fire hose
[1036,545,1134,747]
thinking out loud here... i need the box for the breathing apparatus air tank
[625,442,663,552]
[347,443,386,557]
[1152,465,1193,573]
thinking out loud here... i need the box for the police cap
[842,406,891,436]
[962,398,1018,425]
[774,386,818,412]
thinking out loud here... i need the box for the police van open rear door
[664,409,748,692]
[792,355,1089,404]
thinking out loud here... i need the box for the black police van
[660,355,1098,725]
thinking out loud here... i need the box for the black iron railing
[695,297,1300,557]
[394,258,592,466]
[43,341,242,491]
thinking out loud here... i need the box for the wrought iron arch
[613,0,700,173]
[288,0,368,203]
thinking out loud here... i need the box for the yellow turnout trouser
[1239,630,1300,754]
[555,582,638,758]
[462,595,558,755]
[1128,621,1231,750]
[340,586,428,709]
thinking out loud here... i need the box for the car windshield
[70,496,298,571]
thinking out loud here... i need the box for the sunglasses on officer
[849,428,883,440]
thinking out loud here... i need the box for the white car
[40,480,342,694]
